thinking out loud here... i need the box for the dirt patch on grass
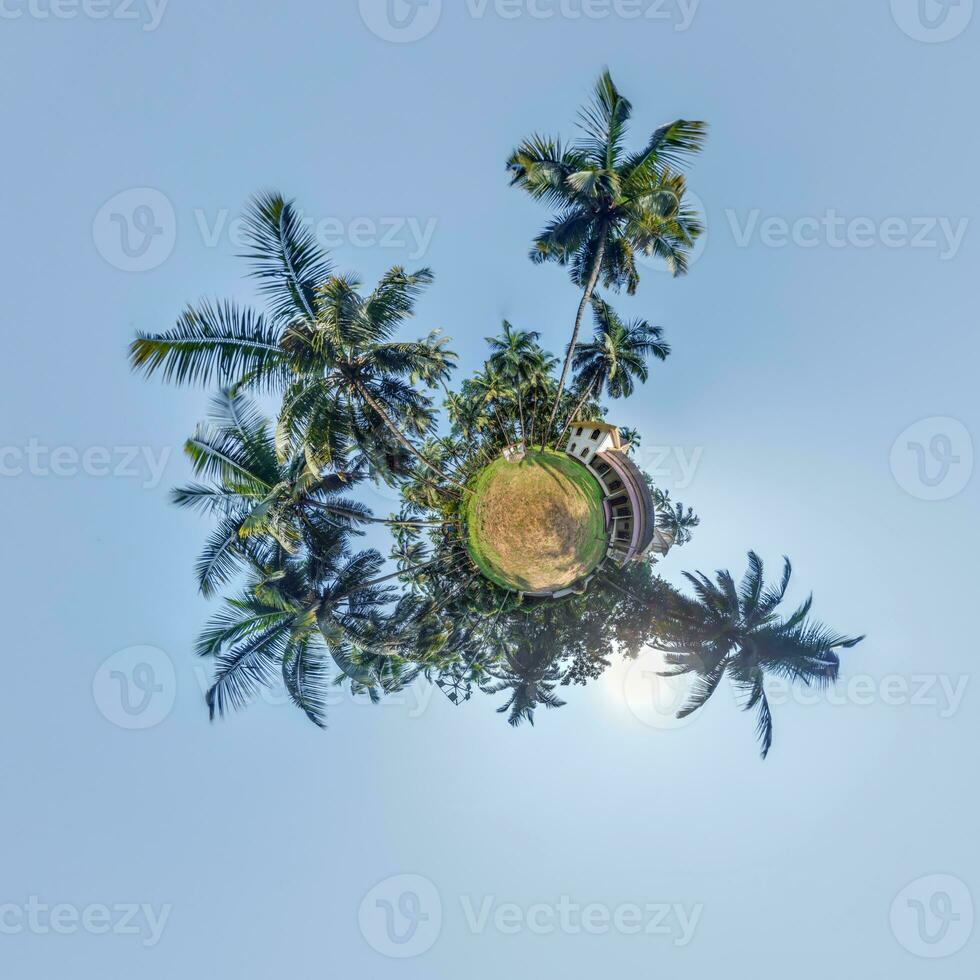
[465,451,607,592]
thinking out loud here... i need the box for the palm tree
[198,539,401,727]
[507,69,706,446]
[658,553,864,758]
[486,321,541,443]
[652,489,699,550]
[559,295,670,439]
[483,626,567,726]
[469,366,516,445]
[129,193,460,489]
[173,389,457,597]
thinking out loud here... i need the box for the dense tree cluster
[130,72,861,757]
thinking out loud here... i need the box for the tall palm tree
[560,295,670,438]
[173,389,456,597]
[507,69,706,445]
[658,553,864,758]
[129,193,460,488]
[486,321,541,443]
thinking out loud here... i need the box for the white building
[565,421,668,565]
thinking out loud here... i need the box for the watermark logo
[891,874,974,958]
[193,209,438,261]
[619,649,696,731]
[358,874,442,958]
[93,645,176,730]
[725,209,968,260]
[0,440,172,489]
[890,417,973,501]
[93,188,176,272]
[890,0,973,42]
[359,0,442,42]
[0,0,169,30]
[0,898,171,947]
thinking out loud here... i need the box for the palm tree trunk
[541,231,607,451]
[352,378,469,492]
[307,501,456,528]
[557,378,597,445]
[331,555,450,603]
[516,380,526,445]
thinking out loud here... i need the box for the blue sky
[1,1,978,976]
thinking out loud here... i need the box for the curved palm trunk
[541,231,607,451]
[352,378,469,492]
[329,555,449,604]
[556,378,597,445]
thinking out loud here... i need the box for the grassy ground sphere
[465,450,608,593]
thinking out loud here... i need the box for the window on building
[607,479,623,492]
[576,427,583,437]
[581,447,589,459]
[592,429,601,441]
[569,444,576,454]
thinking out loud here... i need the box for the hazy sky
[1,1,978,976]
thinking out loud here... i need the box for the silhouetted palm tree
[508,69,706,443]
[484,627,567,726]
[659,553,864,757]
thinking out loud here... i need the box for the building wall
[566,425,617,466]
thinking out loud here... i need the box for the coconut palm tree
[129,193,459,488]
[560,296,670,438]
[658,553,864,758]
[487,321,542,443]
[198,537,401,727]
[173,389,457,597]
[483,626,567,726]
[651,489,700,550]
[507,69,706,445]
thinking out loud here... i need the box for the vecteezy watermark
[358,874,702,956]
[890,874,974,958]
[459,896,702,943]
[190,664,438,719]
[359,874,443,958]
[0,898,172,948]
[766,672,970,719]
[358,0,443,42]
[637,445,704,492]
[93,188,176,272]
[618,649,696,732]
[890,0,974,42]
[0,0,168,30]
[94,190,439,273]
[93,646,177,730]
[462,0,700,29]
[192,209,439,262]
[725,209,969,260]
[890,417,973,501]
[358,0,700,41]
[0,441,172,489]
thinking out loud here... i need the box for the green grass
[464,450,608,593]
